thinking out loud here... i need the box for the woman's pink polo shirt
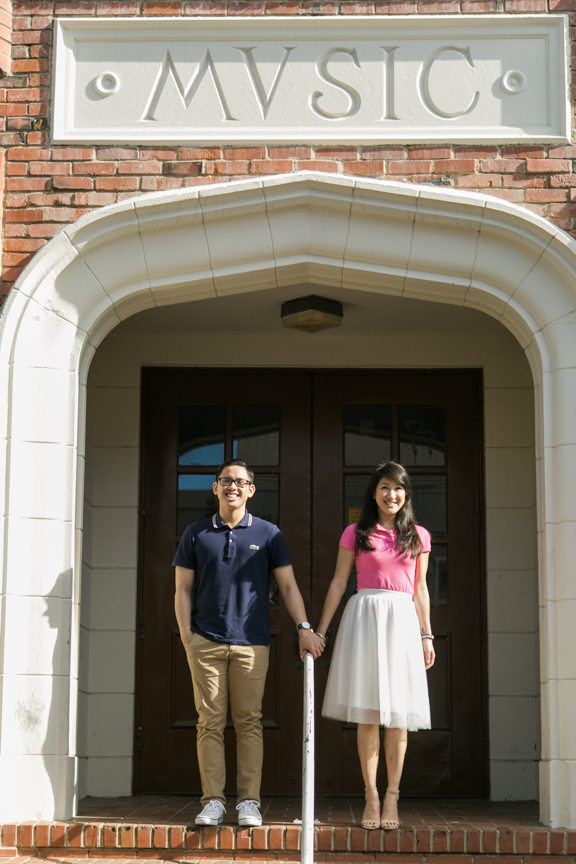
[340,523,432,595]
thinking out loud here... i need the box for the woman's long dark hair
[355,461,423,558]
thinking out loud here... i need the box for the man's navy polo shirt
[172,511,292,646]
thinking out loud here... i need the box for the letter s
[310,47,361,120]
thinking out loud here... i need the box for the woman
[316,461,435,831]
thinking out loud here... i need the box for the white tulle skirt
[321,588,431,730]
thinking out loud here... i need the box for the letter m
[141,50,237,122]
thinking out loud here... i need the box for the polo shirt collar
[212,511,253,529]
[376,523,396,535]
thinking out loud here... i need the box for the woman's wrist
[421,634,434,640]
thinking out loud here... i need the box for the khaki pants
[185,631,270,807]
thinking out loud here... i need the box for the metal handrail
[301,651,315,864]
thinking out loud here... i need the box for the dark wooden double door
[135,369,486,798]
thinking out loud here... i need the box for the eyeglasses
[217,477,253,488]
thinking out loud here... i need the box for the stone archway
[0,173,575,827]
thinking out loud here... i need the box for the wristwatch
[297,622,312,631]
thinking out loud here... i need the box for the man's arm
[273,564,324,660]
[175,566,195,644]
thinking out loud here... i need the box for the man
[174,459,324,828]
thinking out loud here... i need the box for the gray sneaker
[195,800,226,826]
[236,799,262,827]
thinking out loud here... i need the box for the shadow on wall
[34,569,73,817]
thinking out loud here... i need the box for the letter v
[237,47,295,119]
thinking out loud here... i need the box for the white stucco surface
[52,15,570,144]
[0,174,575,826]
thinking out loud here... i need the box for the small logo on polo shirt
[249,544,260,550]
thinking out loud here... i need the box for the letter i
[381,47,399,121]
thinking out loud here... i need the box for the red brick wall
[0,0,11,75]
[1,0,575,300]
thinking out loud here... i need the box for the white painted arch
[0,173,575,826]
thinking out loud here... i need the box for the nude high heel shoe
[381,789,401,830]
[361,788,380,830]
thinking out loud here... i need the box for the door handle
[321,626,332,670]
[294,626,304,669]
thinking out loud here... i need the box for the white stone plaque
[52,15,570,145]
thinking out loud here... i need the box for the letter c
[419,46,479,119]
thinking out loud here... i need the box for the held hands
[298,629,325,660]
[422,639,435,670]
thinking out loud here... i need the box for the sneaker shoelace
[204,800,226,813]
[236,800,260,813]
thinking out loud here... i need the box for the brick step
[2,822,576,861]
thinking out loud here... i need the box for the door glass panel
[399,406,446,466]
[178,405,226,466]
[344,406,392,466]
[344,474,370,526]
[411,475,447,536]
[250,474,279,524]
[177,475,215,534]
[233,406,280,465]
[428,545,448,607]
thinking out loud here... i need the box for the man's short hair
[215,459,255,484]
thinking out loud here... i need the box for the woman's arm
[315,546,356,638]
[413,552,435,670]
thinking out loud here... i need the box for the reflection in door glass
[411,475,447,536]
[399,406,446,466]
[250,474,279,525]
[233,406,280,465]
[344,475,370,526]
[344,406,392,466]
[178,406,226,466]
[427,545,448,607]
[177,475,216,534]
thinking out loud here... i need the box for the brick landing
[2,797,575,864]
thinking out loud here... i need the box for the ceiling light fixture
[280,295,344,333]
